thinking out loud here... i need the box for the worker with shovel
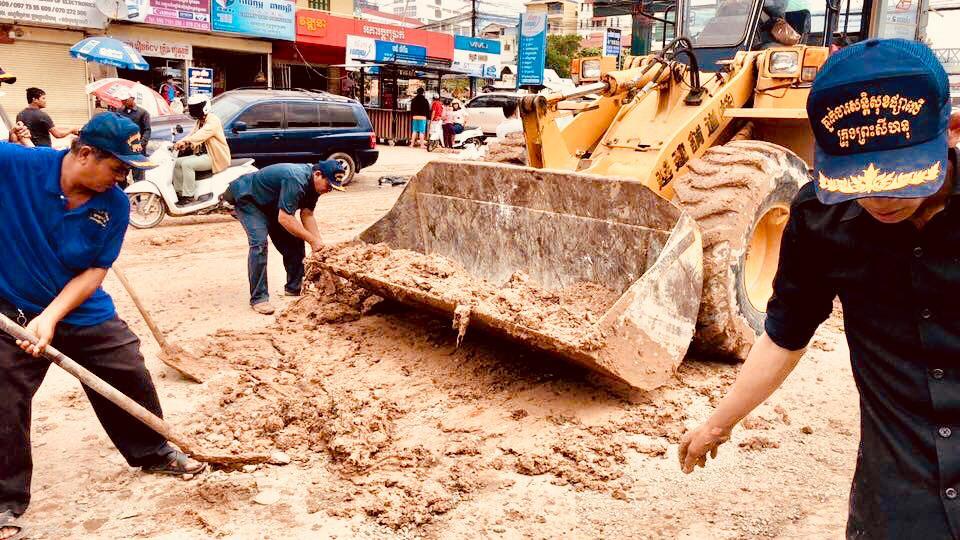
[679,40,960,538]
[0,113,205,540]
[224,159,345,315]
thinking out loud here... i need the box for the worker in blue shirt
[0,113,205,540]
[224,160,345,315]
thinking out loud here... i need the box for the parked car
[464,92,521,136]
[206,88,379,184]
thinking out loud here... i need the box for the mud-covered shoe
[142,449,206,476]
[252,301,276,315]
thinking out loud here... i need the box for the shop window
[320,104,359,128]
[287,102,320,129]
[309,0,331,10]
[237,102,283,130]
[435,8,442,17]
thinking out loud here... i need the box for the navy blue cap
[78,112,156,170]
[808,39,951,204]
[313,159,347,191]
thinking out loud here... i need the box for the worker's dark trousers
[235,200,306,305]
[0,302,172,516]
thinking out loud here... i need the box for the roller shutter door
[0,41,89,130]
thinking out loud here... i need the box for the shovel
[0,313,270,466]
[112,266,211,383]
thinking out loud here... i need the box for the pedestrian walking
[114,87,151,183]
[0,112,205,540]
[679,39,960,539]
[16,87,78,147]
[409,88,430,148]
[224,160,345,315]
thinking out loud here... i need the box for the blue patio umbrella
[70,37,149,71]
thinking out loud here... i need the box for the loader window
[685,0,753,47]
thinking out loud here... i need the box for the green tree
[578,46,602,58]
[545,34,582,78]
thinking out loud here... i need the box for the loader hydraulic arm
[519,51,695,170]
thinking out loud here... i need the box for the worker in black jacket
[114,87,151,182]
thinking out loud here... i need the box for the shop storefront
[0,0,108,127]
[275,9,455,96]
[274,9,461,142]
[108,0,296,97]
[109,24,273,98]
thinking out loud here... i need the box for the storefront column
[267,53,274,88]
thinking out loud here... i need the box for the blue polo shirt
[228,163,319,215]
[0,143,129,326]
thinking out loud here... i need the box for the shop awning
[350,59,474,78]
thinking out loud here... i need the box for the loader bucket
[322,161,703,390]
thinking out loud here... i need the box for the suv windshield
[684,0,753,46]
[210,95,246,121]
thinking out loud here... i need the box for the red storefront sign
[296,9,454,60]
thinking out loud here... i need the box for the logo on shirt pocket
[88,209,110,228]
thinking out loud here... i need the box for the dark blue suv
[208,89,378,184]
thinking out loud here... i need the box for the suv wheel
[328,152,357,186]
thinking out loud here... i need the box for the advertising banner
[345,35,426,66]
[345,34,376,66]
[296,9,455,60]
[211,0,295,41]
[452,35,501,78]
[123,38,192,60]
[0,0,106,29]
[188,66,213,96]
[517,13,547,86]
[375,40,426,65]
[124,0,210,31]
[604,28,621,57]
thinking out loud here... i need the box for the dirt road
[18,148,857,539]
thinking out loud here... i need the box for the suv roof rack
[223,86,359,105]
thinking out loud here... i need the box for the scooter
[426,121,485,152]
[125,141,257,229]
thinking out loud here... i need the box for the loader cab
[680,0,874,70]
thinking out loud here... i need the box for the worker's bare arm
[277,209,322,251]
[678,333,804,473]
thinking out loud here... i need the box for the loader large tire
[672,140,810,360]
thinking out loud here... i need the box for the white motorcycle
[125,141,257,229]
[426,121,485,152]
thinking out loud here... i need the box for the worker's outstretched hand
[16,311,58,357]
[678,422,731,474]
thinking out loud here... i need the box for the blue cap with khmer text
[807,38,951,205]
[78,112,156,170]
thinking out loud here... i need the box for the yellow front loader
[322,0,899,390]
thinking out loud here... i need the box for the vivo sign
[453,35,501,55]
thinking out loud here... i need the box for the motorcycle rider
[172,94,230,206]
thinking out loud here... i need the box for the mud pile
[174,277,722,532]
[484,132,527,165]
[309,242,619,348]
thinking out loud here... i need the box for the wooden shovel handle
[112,266,171,351]
[0,313,198,455]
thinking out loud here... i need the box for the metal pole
[470,0,478,97]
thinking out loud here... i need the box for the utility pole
[470,0,478,97]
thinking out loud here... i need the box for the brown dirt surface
[17,150,860,539]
